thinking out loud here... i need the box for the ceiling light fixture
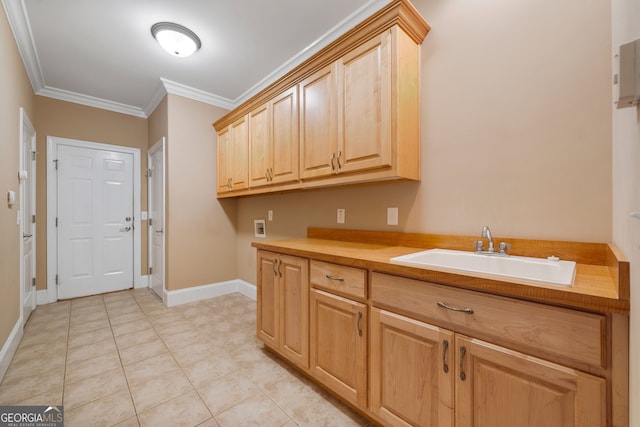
[151,22,201,58]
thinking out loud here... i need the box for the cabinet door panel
[310,288,366,407]
[249,103,271,188]
[280,254,309,368]
[455,336,606,427]
[300,63,338,179]
[271,87,299,184]
[257,251,278,347]
[216,128,231,193]
[230,115,249,190]
[338,31,391,173]
[370,308,454,427]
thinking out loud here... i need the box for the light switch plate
[387,207,399,225]
[337,208,345,224]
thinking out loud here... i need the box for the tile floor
[0,289,372,427]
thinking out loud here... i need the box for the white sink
[390,249,576,286]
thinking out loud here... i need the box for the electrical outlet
[387,207,398,225]
[337,208,345,224]
[268,210,273,221]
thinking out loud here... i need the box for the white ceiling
[3,0,390,117]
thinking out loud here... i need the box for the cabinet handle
[459,346,467,381]
[437,301,474,314]
[272,261,278,276]
[325,274,344,281]
[278,260,283,277]
[336,150,342,169]
[330,152,336,170]
[442,339,449,373]
[357,311,363,337]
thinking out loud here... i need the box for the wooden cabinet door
[216,127,231,193]
[310,288,367,408]
[249,103,271,188]
[278,254,309,368]
[370,308,454,427]
[230,115,249,191]
[257,250,279,348]
[338,30,391,174]
[271,87,299,185]
[455,336,606,427]
[299,63,338,179]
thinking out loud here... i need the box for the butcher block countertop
[252,228,630,314]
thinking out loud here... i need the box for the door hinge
[149,267,152,275]
[149,218,153,226]
[55,217,58,227]
[31,151,36,161]
[32,214,36,224]
[32,277,36,287]
[55,274,58,285]
[53,159,58,170]
[147,168,152,178]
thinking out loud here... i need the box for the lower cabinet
[370,307,606,427]
[309,288,367,408]
[256,250,309,369]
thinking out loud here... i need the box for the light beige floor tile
[167,341,216,366]
[292,395,369,427]
[69,310,109,326]
[195,372,262,416]
[111,318,152,337]
[68,318,111,336]
[123,352,180,386]
[67,326,113,349]
[215,392,290,427]
[114,327,159,350]
[264,374,329,418]
[118,338,168,366]
[63,367,128,410]
[197,418,221,427]
[12,337,67,363]
[65,350,122,384]
[14,387,63,406]
[109,310,146,326]
[182,355,237,388]
[128,369,195,412]
[66,337,117,364]
[65,389,135,427]
[138,390,211,427]
[2,353,66,383]
[112,416,140,427]
[0,369,64,404]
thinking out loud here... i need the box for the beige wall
[165,94,237,290]
[148,96,168,148]
[236,0,613,285]
[612,0,639,424]
[34,97,149,290]
[0,6,35,348]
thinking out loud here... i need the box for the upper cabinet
[213,0,430,198]
[216,115,249,193]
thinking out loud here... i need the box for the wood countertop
[252,228,630,315]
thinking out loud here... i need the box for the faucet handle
[498,242,512,254]
[474,240,485,252]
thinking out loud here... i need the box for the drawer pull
[357,311,363,337]
[325,274,344,282]
[272,261,278,276]
[459,346,467,381]
[437,301,474,314]
[442,339,449,373]
[278,260,283,277]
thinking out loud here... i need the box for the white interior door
[148,139,165,299]
[56,144,134,299]
[20,108,36,324]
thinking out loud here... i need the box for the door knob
[23,233,32,238]
[120,226,132,232]
[125,217,132,222]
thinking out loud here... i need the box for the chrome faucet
[481,226,494,252]
[474,226,511,256]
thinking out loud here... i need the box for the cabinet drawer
[371,272,606,368]
[310,260,366,300]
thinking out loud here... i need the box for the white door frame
[148,138,166,302]
[46,136,143,303]
[19,107,36,323]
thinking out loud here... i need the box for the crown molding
[160,78,235,110]
[2,0,45,92]
[37,86,148,117]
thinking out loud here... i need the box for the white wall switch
[141,211,148,220]
[268,210,273,221]
[337,208,345,224]
[387,207,399,225]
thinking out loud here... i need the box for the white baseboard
[135,275,149,289]
[164,279,256,307]
[0,319,23,382]
[36,289,53,305]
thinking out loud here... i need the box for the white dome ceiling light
[151,22,201,58]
